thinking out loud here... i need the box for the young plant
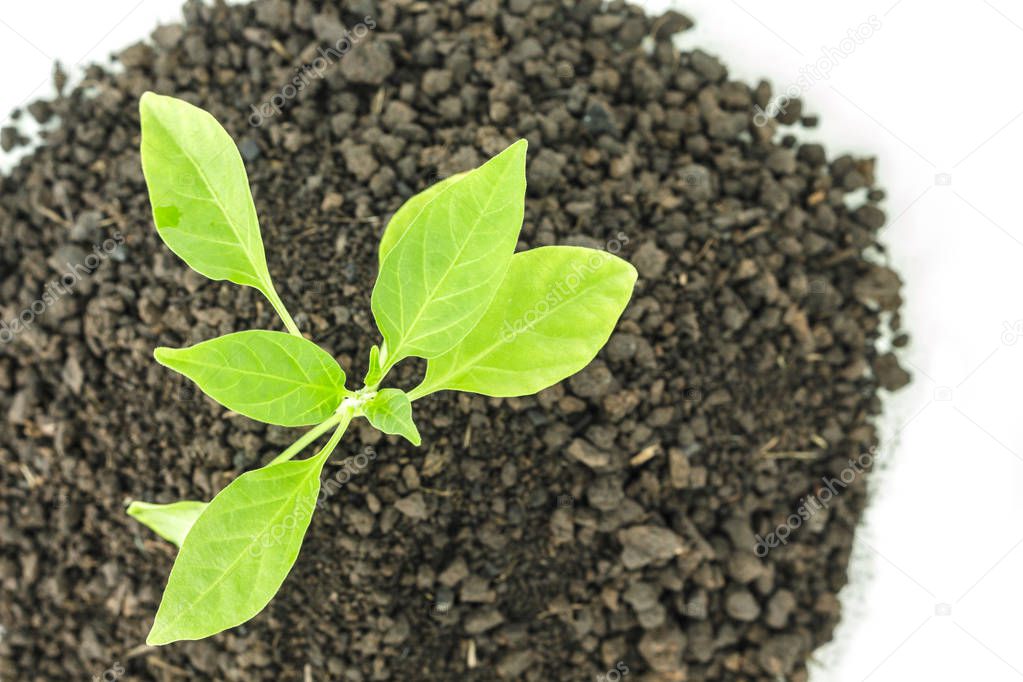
[131,92,636,645]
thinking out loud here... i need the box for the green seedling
[131,92,637,645]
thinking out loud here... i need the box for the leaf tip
[139,91,170,121]
[508,138,528,163]
[492,138,528,172]
[604,250,638,290]
[624,258,639,285]
[153,346,176,366]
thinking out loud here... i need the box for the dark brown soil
[0,1,909,680]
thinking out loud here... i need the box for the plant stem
[269,409,347,465]
[406,382,430,402]
[263,285,302,338]
[312,416,349,462]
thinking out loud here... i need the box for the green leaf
[139,93,298,334]
[410,246,637,398]
[362,389,421,446]
[363,344,383,388]
[370,140,527,366]
[147,453,329,645]
[155,330,348,427]
[378,172,466,264]
[127,500,208,547]
[140,92,271,290]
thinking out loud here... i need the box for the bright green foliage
[378,172,465,262]
[371,141,526,367]
[147,452,329,645]
[363,344,383,388]
[133,94,636,646]
[127,500,207,547]
[412,247,637,398]
[155,331,348,427]
[362,389,421,446]
[139,92,299,335]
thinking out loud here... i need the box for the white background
[2,1,1022,680]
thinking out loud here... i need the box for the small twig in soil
[145,656,190,677]
[32,204,71,227]
[630,443,661,466]
[760,450,822,461]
